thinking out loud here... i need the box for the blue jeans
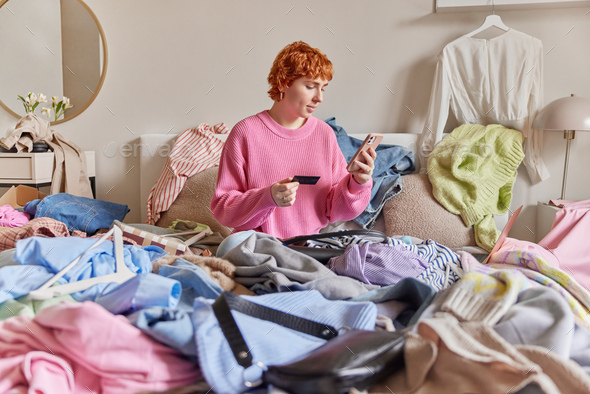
[24,193,130,234]
[325,117,415,228]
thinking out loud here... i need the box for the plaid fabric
[0,218,146,253]
[0,217,88,252]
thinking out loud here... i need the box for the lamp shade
[533,94,590,131]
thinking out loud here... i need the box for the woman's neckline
[258,110,316,140]
[267,108,308,130]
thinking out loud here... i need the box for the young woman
[211,41,376,239]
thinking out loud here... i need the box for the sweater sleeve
[210,130,277,230]
[325,143,373,223]
[522,40,550,184]
[418,55,452,173]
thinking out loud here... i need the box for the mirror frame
[0,0,108,125]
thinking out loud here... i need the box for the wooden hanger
[466,1,510,38]
[28,226,135,300]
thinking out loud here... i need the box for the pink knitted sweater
[211,111,372,239]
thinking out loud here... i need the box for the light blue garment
[94,273,181,314]
[216,230,256,258]
[127,306,197,358]
[0,236,166,303]
[24,193,130,235]
[125,259,229,357]
[0,249,18,269]
[193,290,377,394]
[493,286,590,374]
[158,259,224,310]
[325,117,415,228]
[0,265,55,304]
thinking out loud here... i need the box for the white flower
[63,97,73,109]
[17,92,73,120]
[41,107,52,117]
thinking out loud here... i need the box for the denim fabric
[325,118,415,228]
[24,193,130,235]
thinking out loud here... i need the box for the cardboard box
[0,185,47,209]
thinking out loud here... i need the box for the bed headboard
[138,132,419,223]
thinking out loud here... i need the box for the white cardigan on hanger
[418,29,549,184]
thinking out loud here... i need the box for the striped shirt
[146,123,229,225]
[307,234,463,291]
[326,242,429,286]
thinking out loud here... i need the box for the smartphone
[346,133,383,172]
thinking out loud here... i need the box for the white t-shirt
[418,28,549,183]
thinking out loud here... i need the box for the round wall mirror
[0,0,107,125]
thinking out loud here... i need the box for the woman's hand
[271,177,299,207]
[350,148,376,185]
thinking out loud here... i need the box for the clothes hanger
[162,228,213,246]
[466,1,510,38]
[28,225,136,300]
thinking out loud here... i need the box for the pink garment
[146,123,229,224]
[210,111,372,239]
[538,199,590,290]
[0,204,30,228]
[0,301,199,393]
[494,237,560,268]
[547,199,590,209]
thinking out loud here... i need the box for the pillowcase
[156,167,232,237]
[383,173,476,248]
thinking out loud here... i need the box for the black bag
[282,229,389,264]
[264,329,405,393]
[213,291,406,393]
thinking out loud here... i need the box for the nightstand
[536,202,560,243]
[0,151,96,197]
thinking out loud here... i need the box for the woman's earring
[280,92,283,101]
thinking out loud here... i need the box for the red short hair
[267,41,333,101]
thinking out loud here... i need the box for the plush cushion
[156,167,233,237]
[383,173,476,248]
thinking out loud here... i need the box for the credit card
[292,175,320,185]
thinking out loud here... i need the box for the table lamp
[533,94,590,200]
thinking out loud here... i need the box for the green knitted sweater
[427,124,524,251]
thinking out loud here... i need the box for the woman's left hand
[350,148,376,185]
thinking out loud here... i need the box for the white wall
[1,0,588,241]
[0,0,63,115]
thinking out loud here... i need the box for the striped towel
[146,123,229,225]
